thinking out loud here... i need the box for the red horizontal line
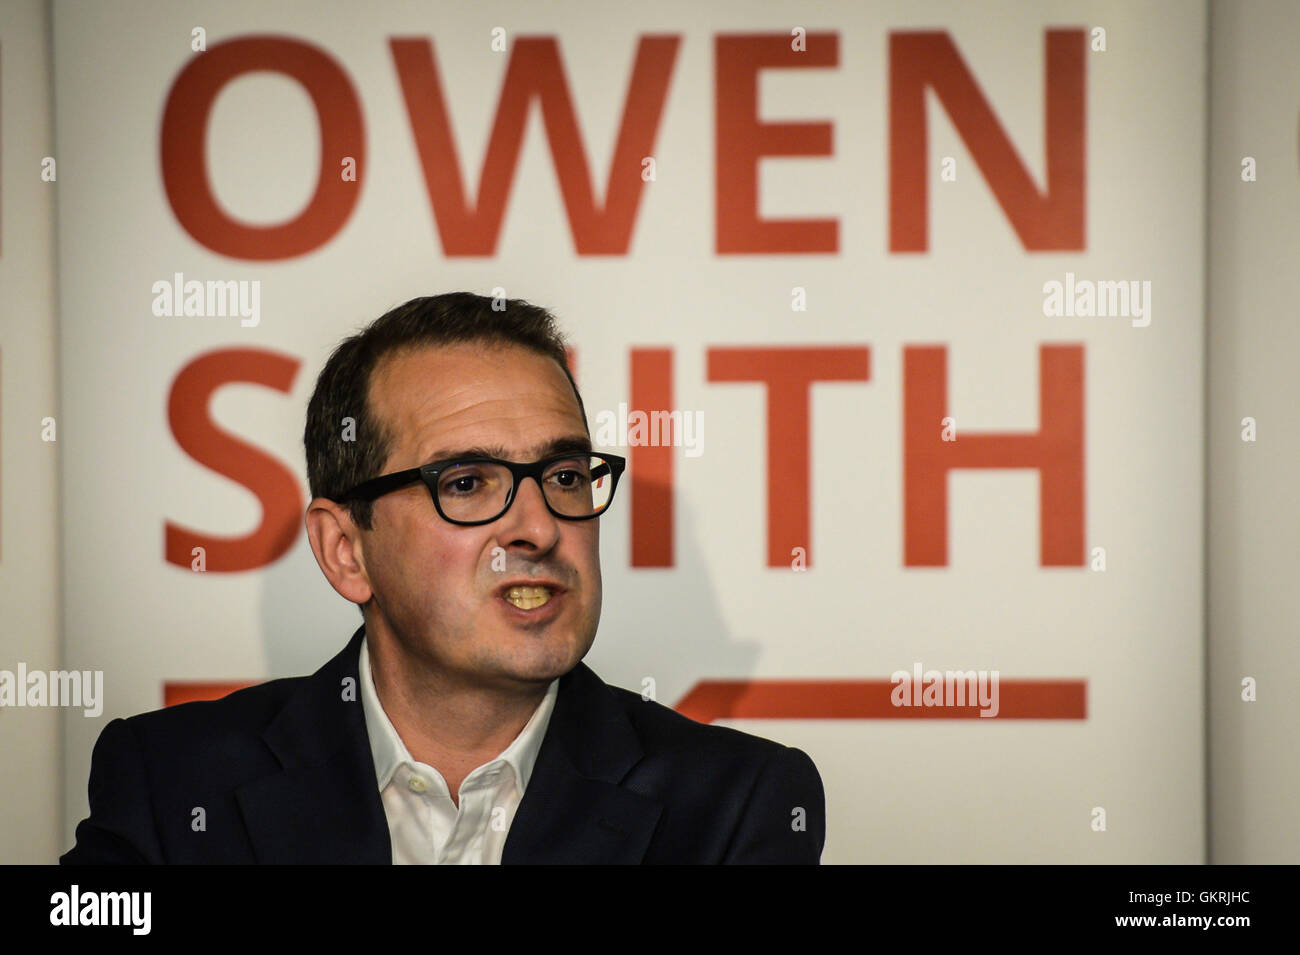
[672,679,1087,722]
[164,681,258,707]
[165,677,1088,723]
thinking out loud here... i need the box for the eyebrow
[422,434,593,465]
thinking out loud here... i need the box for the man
[61,292,826,864]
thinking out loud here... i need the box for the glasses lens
[543,454,614,518]
[433,455,616,523]
[435,461,513,522]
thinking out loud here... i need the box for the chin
[506,631,591,682]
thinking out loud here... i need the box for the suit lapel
[234,627,662,864]
[235,626,392,864]
[502,663,662,864]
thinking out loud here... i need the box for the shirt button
[407,775,428,794]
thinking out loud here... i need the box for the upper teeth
[505,585,553,609]
[507,585,552,598]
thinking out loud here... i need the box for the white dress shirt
[358,637,559,865]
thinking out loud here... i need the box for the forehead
[367,341,586,466]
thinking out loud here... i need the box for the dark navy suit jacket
[61,626,826,864]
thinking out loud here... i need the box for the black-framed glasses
[335,451,626,526]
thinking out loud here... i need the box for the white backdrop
[45,0,1209,862]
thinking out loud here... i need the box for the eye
[546,463,590,492]
[439,465,495,497]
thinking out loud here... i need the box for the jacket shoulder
[101,675,310,798]
[602,681,790,763]
[120,675,307,745]
[594,677,826,863]
[61,676,311,865]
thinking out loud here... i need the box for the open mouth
[502,584,555,611]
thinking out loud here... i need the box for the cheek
[422,539,480,598]
[374,506,478,607]
[579,527,602,591]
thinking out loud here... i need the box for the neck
[364,629,548,802]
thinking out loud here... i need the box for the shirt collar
[358,635,559,794]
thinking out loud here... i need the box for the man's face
[355,341,601,693]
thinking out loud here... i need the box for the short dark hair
[304,292,587,531]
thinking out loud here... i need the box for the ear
[305,498,374,606]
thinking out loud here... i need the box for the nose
[495,473,561,554]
